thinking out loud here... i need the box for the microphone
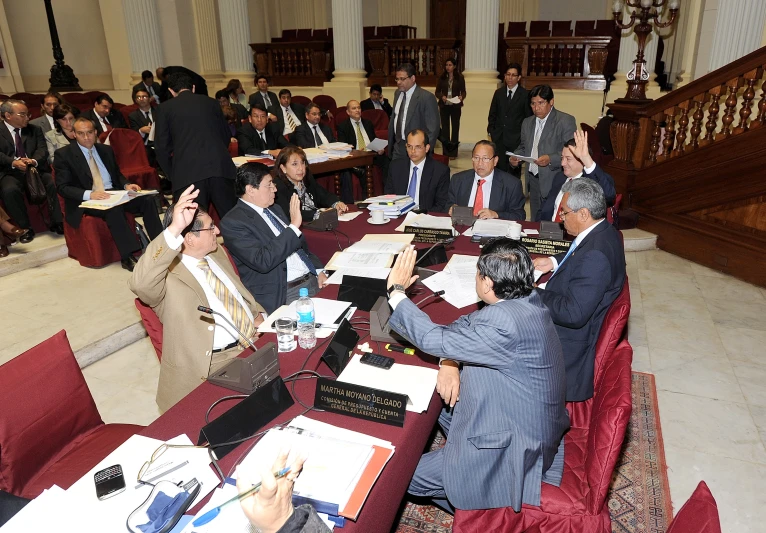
[414,289,445,307]
[197,305,258,352]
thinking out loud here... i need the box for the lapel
[71,144,95,187]
[406,87,419,124]
[0,123,14,151]
[539,108,557,143]
[458,172,474,206]
[420,157,433,195]
[168,256,209,307]
[488,172,505,211]
[256,126,268,150]
[557,220,606,275]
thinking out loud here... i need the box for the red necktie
[473,179,485,217]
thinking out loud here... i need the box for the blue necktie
[262,208,317,275]
[407,167,418,203]
[551,240,577,279]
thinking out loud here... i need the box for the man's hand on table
[533,256,553,274]
[436,360,460,407]
[387,246,419,291]
[476,208,498,220]
[333,201,348,214]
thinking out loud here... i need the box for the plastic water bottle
[296,288,316,349]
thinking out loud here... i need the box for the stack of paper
[0,485,68,531]
[471,219,516,237]
[367,195,416,217]
[79,191,129,210]
[421,254,481,309]
[303,148,330,163]
[321,142,353,152]
[325,251,394,270]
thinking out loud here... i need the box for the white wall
[537,0,607,21]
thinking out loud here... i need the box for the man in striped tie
[129,185,266,411]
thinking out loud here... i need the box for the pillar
[709,0,766,71]
[325,0,367,104]
[122,0,164,75]
[218,0,253,79]
[191,0,225,88]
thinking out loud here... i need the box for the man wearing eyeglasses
[130,185,266,412]
[54,117,163,271]
[128,88,159,167]
[384,129,449,212]
[0,99,64,241]
[388,63,439,161]
[446,140,526,220]
[532,179,625,402]
[487,63,532,176]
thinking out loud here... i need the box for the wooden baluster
[753,68,766,128]
[703,85,724,145]
[689,93,708,150]
[563,45,572,76]
[530,45,538,75]
[718,78,741,139]
[548,45,555,76]
[648,113,662,164]
[673,100,691,155]
[575,45,583,76]
[734,68,762,134]
[662,107,676,158]
[297,48,305,76]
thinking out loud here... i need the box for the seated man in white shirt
[292,103,336,149]
[273,89,305,139]
[29,91,61,134]
[129,185,266,411]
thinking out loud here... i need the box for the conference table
[140,211,543,532]
[310,150,376,198]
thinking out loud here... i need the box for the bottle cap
[299,288,309,297]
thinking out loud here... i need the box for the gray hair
[0,99,25,117]
[561,179,606,220]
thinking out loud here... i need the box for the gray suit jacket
[389,292,569,511]
[514,107,577,198]
[30,115,53,135]
[388,85,439,159]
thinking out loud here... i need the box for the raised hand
[169,185,200,236]
[289,193,302,228]
[571,130,594,168]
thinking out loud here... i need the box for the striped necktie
[197,258,256,349]
[285,108,297,132]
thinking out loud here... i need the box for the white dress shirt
[281,106,301,135]
[240,199,309,282]
[163,229,254,350]
[467,171,495,210]
[309,123,329,147]
[407,158,426,206]
[393,84,417,141]
[551,162,597,221]
[506,85,517,99]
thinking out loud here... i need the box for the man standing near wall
[388,63,439,161]
[487,63,532,176]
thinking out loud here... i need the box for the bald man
[336,100,389,199]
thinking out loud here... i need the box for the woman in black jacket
[273,146,348,223]
[434,57,466,159]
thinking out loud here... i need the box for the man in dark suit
[248,75,279,118]
[447,140,526,220]
[272,89,306,140]
[159,66,208,97]
[388,63,440,161]
[511,85,577,221]
[220,163,326,314]
[237,104,290,157]
[337,99,389,200]
[292,103,335,149]
[155,72,237,215]
[0,99,63,241]
[487,63,532,176]
[386,242,568,512]
[536,131,616,222]
[132,70,162,105]
[82,94,128,136]
[385,129,449,212]
[533,179,625,402]
[128,88,158,167]
[215,89,248,122]
[360,84,392,117]
[54,117,162,271]
[29,91,62,134]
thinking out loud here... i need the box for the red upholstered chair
[0,330,142,498]
[83,91,107,103]
[228,140,239,157]
[529,21,552,37]
[291,95,311,107]
[296,28,312,40]
[11,92,42,105]
[313,29,329,40]
[574,20,597,36]
[104,129,162,192]
[313,94,337,113]
[506,21,527,37]
[362,109,389,140]
[432,153,450,166]
[607,194,622,226]
[0,196,52,234]
[136,299,163,362]
[551,21,573,37]
[452,339,634,533]
[119,103,139,125]
[333,107,349,127]
[666,481,722,533]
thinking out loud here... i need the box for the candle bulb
[612,0,624,14]
[640,0,653,7]
[669,0,680,9]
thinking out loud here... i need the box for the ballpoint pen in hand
[191,466,291,527]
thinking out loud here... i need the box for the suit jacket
[44,129,76,164]
[384,156,450,212]
[360,97,392,117]
[435,75,467,108]
[487,85,531,150]
[271,103,306,140]
[336,117,376,149]
[274,174,339,223]
[53,142,128,228]
[0,123,49,180]
[82,108,128,136]
[129,233,265,411]
[132,81,162,100]
[292,121,335,149]
[236,123,290,156]
[248,90,279,113]
[537,220,625,401]
[447,168,526,220]
[30,114,54,135]
[127,107,157,141]
[154,90,236,191]
[220,201,323,314]
[388,86,440,150]
[389,292,568,510]
[514,107,577,199]
[536,164,617,222]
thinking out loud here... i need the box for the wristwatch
[387,284,406,296]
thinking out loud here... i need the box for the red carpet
[393,372,672,533]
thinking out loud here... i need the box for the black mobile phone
[94,464,126,500]
[360,352,395,369]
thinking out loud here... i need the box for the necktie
[355,122,366,150]
[197,258,256,349]
[313,126,322,147]
[145,111,152,125]
[263,93,272,107]
[285,108,297,132]
[259,131,266,147]
[473,179,486,217]
[262,208,317,275]
[407,166,418,203]
[148,85,155,97]
[395,91,406,142]
[551,240,578,279]
[529,119,543,175]
[88,148,105,192]
[13,128,26,158]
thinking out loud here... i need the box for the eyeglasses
[530,101,551,108]
[394,76,411,82]
[471,156,494,163]
[137,442,208,486]
[9,112,30,118]
[195,223,217,233]
[136,95,150,99]
[559,208,579,219]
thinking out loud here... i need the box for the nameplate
[520,236,571,256]
[314,377,407,427]
[404,226,453,244]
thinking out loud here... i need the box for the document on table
[394,212,457,234]
[506,151,536,164]
[338,211,364,222]
[360,232,415,243]
[259,298,354,337]
[326,251,394,270]
[0,485,69,531]
[419,255,481,309]
[337,354,438,413]
[366,138,388,151]
[346,240,409,254]
[325,267,390,285]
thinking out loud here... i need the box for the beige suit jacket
[129,233,265,411]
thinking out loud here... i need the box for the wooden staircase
[606,45,766,287]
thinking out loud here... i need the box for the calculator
[94,464,126,500]
[360,352,395,369]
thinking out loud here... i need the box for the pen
[192,466,291,527]
[385,344,415,355]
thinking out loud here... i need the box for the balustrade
[365,39,463,87]
[250,41,334,86]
